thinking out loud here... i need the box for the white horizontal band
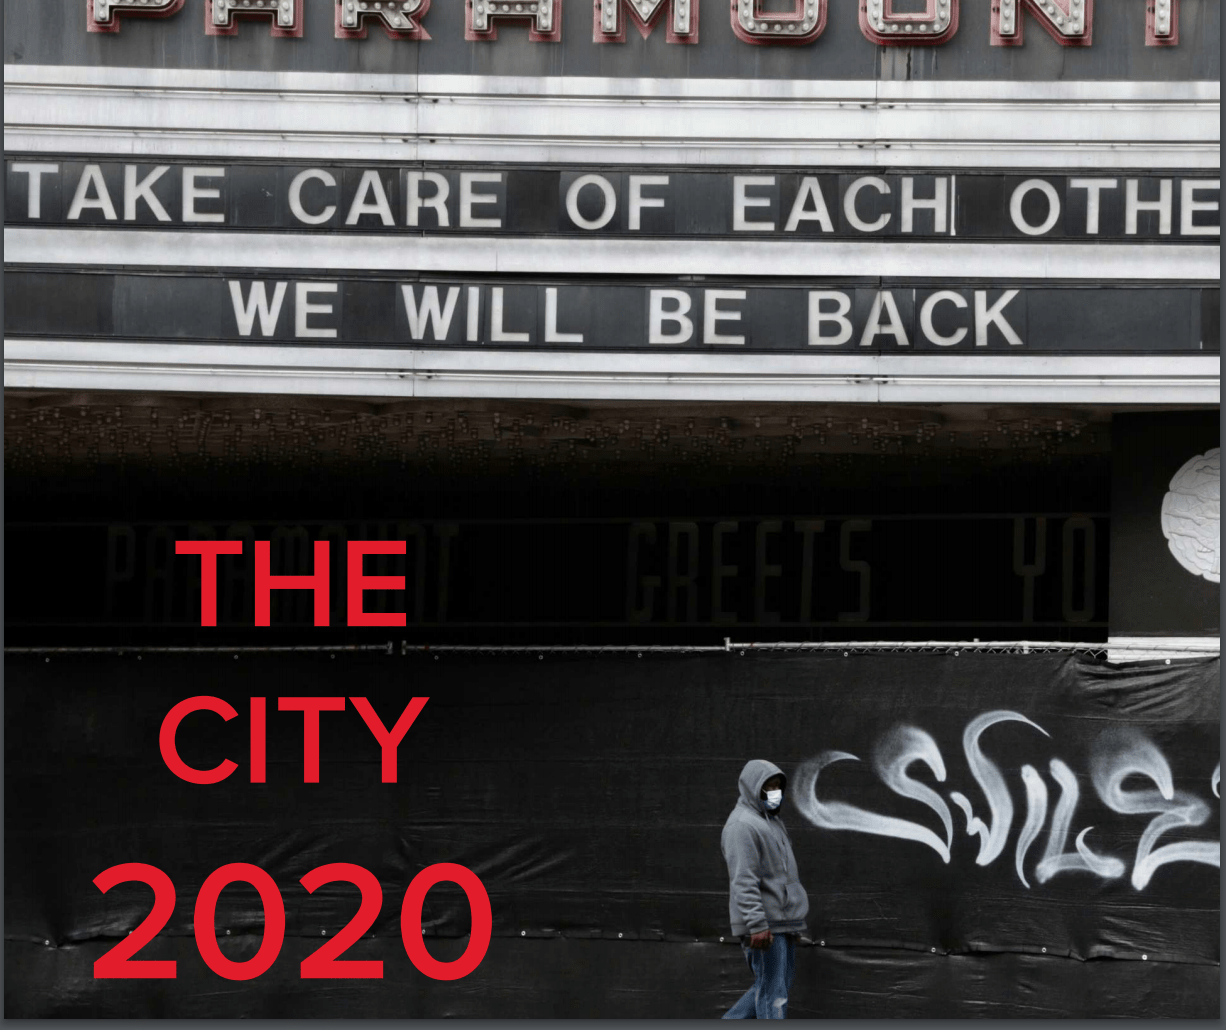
[5,229,1217,280]
[1106,637,1220,662]
[5,66,1219,167]
[5,340,1219,404]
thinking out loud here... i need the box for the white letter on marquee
[844,177,891,234]
[650,291,694,345]
[295,283,339,339]
[785,178,834,233]
[860,0,958,46]
[920,291,968,347]
[594,0,698,43]
[229,281,289,337]
[10,163,58,219]
[88,0,184,34]
[207,0,302,38]
[545,288,585,344]
[346,170,395,226]
[734,176,776,232]
[629,176,669,231]
[288,169,337,226]
[336,0,430,39]
[1180,180,1219,237]
[808,292,852,346]
[975,290,1024,347]
[407,172,450,228]
[402,285,460,342]
[566,175,618,231]
[860,291,909,348]
[704,290,747,345]
[490,288,530,343]
[992,0,1092,47]
[901,177,948,234]
[459,173,503,229]
[1068,177,1117,234]
[1125,179,1172,235]
[731,0,826,45]
[67,165,117,221]
[1009,179,1060,236]
[467,0,561,42]
[182,167,226,224]
[124,166,172,222]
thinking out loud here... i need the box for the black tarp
[4,652,1219,1017]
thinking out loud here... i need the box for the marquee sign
[80,0,1180,48]
[8,514,1111,630]
[6,162,1219,240]
[4,272,1217,354]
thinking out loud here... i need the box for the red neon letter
[176,540,243,627]
[254,540,330,627]
[278,697,346,783]
[159,696,238,784]
[349,697,429,783]
[347,541,407,627]
[401,864,492,980]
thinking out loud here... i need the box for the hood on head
[737,758,786,812]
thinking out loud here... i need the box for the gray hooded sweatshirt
[720,759,810,937]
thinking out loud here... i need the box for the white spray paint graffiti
[1090,731,1219,890]
[793,744,952,864]
[873,725,955,857]
[796,712,1219,891]
[948,711,1050,867]
[1034,759,1124,884]
[1014,765,1047,889]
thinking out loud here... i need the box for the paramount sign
[87,0,1181,49]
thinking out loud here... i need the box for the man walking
[720,759,809,1019]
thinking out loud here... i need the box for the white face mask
[763,789,783,810]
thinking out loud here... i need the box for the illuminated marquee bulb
[731,0,826,45]
[87,0,184,33]
[207,0,301,35]
[992,0,1093,47]
[594,0,698,43]
[860,0,957,45]
[336,0,431,39]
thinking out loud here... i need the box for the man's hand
[748,930,773,950]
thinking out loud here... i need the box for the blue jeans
[722,933,796,1019]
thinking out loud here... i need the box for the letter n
[992,0,1093,48]
[466,0,562,41]
[88,0,184,34]
[594,0,698,44]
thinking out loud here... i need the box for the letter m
[228,281,288,337]
[594,0,699,43]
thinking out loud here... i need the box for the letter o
[566,174,617,230]
[401,863,492,981]
[1010,179,1061,236]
